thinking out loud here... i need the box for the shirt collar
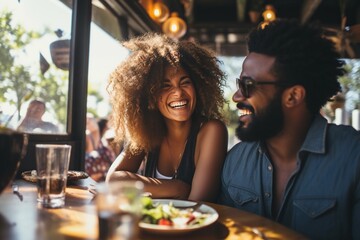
[257,114,328,155]
[300,114,327,154]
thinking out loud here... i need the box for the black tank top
[144,119,202,185]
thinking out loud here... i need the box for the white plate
[139,199,218,234]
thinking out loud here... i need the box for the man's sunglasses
[236,77,283,98]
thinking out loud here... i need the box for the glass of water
[96,180,144,240]
[35,144,71,208]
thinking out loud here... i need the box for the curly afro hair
[247,19,346,114]
[108,33,227,153]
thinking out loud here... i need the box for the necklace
[166,137,188,179]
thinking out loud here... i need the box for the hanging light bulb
[162,12,187,39]
[262,5,276,22]
[151,2,169,23]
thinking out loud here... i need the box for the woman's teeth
[169,100,187,108]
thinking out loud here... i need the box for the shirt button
[267,165,272,171]
[265,192,271,198]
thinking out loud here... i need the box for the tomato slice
[186,215,196,224]
[158,219,173,226]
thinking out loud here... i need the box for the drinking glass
[0,128,28,195]
[96,180,144,240]
[36,144,71,208]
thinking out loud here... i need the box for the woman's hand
[108,170,191,199]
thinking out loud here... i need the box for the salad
[141,197,211,227]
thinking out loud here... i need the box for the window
[0,0,72,134]
[0,0,159,177]
[87,1,129,118]
[0,0,84,175]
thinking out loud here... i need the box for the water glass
[96,181,144,240]
[36,144,71,208]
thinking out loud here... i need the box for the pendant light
[260,5,276,29]
[49,29,70,70]
[262,5,276,22]
[162,12,187,39]
[151,1,169,23]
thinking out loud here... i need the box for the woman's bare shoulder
[197,119,228,145]
[199,119,227,134]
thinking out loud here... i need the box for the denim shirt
[218,115,360,240]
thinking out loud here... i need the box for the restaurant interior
[0,0,359,175]
[0,0,360,239]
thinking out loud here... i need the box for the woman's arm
[188,119,228,202]
[106,148,191,199]
[107,171,191,199]
[105,148,145,182]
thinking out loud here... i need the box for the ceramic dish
[21,170,89,183]
[140,199,218,234]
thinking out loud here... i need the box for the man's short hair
[247,19,345,114]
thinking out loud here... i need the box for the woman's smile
[169,100,188,109]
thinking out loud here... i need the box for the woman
[106,33,228,202]
[85,114,115,182]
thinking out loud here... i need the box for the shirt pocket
[228,185,260,213]
[293,198,338,239]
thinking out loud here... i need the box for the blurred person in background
[85,114,115,182]
[17,99,59,133]
[98,118,110,139]
[98,117,122,156]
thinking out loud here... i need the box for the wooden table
[0,179,307,240]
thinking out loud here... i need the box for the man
[17,100,59,133]
[218,19,360,239]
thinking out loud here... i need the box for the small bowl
[0,128,28,194]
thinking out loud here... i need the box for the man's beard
[235,93,284,142]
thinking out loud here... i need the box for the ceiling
[171,0,360,57]
[92,0,360,58]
